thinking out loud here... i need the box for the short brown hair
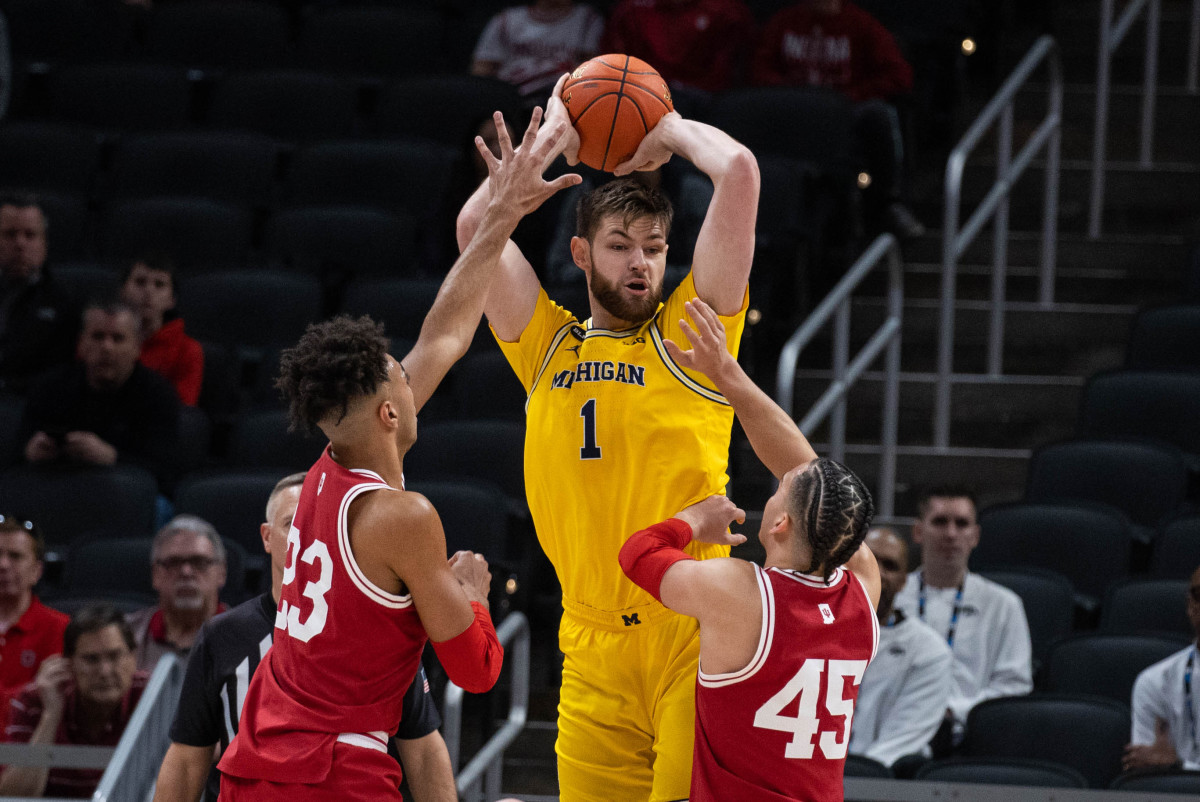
[0,515,45,561]
[64,603,135,657]
[575,178,673,243]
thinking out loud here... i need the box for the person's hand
[1122,718,1179,771]
[448,550,493,608]
[663,299,735,385]
[673,495,746,546]
[477,105,582,218]
[34,656,71,718]
[62,431,117,465]
[547,73,582,166]
[24,432,59,464]
[612,111,681,176]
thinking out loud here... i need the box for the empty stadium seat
[1150,517,1200,580]
[452,351,526,421]
[37,192,91,261]
[2,0,133,68]
[374,75,522,146]
[107,131,280,208]
[974,502,1133,608]
[1079,371,1200,462]
[296,5,447,78]
[1025,439,1188,540]
[207,70,359,142]
[43,64,193,131]
[52,262,119,307]
[1042,634,1188,704]
[0,394,25,467]
[1110,769,1200,793]
[962,694,1130,788]
[0,465,158,548]
[145,1,291,72]
[263,205,419,279]
[340,278,441,342]
[100,197,255,271]
[226,409,325,471]
[914,757,1087,787]
[0,121,102,195]
[175,468,284,562]
[1100,578,1191,637]
[979,567,1075,673]
[1126,304,1200,372]
[177,271,323,351]
[843,754,893,778]
[405,420,526,507]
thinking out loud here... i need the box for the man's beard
[589,270,662,326]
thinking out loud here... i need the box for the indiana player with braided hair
[620,298,880,801]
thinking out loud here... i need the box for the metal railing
[776,233,902,519]
[93,654,184,802]
[1089,0,1161,238]
[443,611,530,802]
[934,36,1062,449]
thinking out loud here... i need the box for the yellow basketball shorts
[556,603,700,802]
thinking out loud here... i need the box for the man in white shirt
[851,526,953,768]
[893,486,1033,745]
[1123,564,1200,773]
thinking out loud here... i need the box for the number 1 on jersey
[580,399,601,460]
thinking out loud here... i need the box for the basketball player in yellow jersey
[456,75,758,801]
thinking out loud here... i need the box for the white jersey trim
[336,731,388,753]
[772,565,845,588]
[852,571,881,663]
[698,564,775,688]
[337,481,414,609]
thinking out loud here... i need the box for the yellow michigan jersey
[496,272,748,618]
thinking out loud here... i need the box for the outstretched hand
[547,73,582,166]
[663,299,734,386]
[475,105,582,216]
[674,495,747,547]
[612,110,680,176]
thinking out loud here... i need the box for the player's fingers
[734,505,747,525]
[552,72,569,98]
[662,338,693,368]
[474,136,500,174]
[545,173,583,194]
[494,110,517,158]
[678,319,703,351]
[520,107,542,150]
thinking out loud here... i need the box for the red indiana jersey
[219,447,428,786]
[692,565,879,801]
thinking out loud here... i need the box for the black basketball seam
[601,56,630,171]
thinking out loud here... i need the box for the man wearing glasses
[0,515,67,709]
[128,515,227,671]
[1123,565,1200,772]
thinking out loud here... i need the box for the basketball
[562,54,674,173]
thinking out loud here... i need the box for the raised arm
[405,107,580,408]
[613,115,758,315]
[664,299,817,479]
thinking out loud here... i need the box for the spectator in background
[0,515,68,711]
[18,299,180,488]
[471,0,605,103]
[0,603,148,799]
[153,473,455,802]
[0,194,80,394]
[127,515,227,672]
[120,255,203,406]
[1123,564,1200,773]
[893,486,1033,751]
[603,0,755,95]
[850,526,952,769]
[752,0,925,239]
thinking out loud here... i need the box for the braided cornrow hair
[789,458,875,583]
[276,314,391,435]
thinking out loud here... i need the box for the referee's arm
[396,731,456,802]
[154,743,214,802]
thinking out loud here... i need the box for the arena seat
[1150,516,1200,580]
[843,754,892,778]
[53,262,120,307]
[340,278,441,342]
[1100,578,1191,637]
[1126,304,1200,372]
[962,694,1129,788]
[263,205,419,279]
[0,465,158,548]
[226,409,325,472]
[451,351,526,422]
[100,197,255,272]
[0,121,103,196]
[175,468,284,573]
[979,567,1075,674]
[1025,438,1188,542]
[107,131,280,209]
[177,270,323,350]
[1110,769,1200,793]
[206,70,359,142]
[1079,371,1200,463]
[404,420,526,510]
[974,502,1132,609]
[374,75,522,146]
[43,64,193,131]
[176,405,214,479]
[2,0,134,68]
[144,0,291,72]
[296,5,447,79]
[0,394,26,467]
[1042,634,1187,703]
[914,757,1087,787]
[36,192,92,262]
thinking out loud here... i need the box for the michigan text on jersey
[550,361,646,390]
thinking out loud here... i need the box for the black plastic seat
[979,567,1075,673]
[451,351,526,422]
[101,197,255,272]
[962,694,1130,788]
[1126,304,1200,372]
[263,205,419,279]
[36,192,91,261]
[52,262,119,307]
[145,0,291,72]
[226,409,326,471]
[2,0,133,69]
[1079,371,1200,462]
[974,502,1133,608]
[0,465,158,548]
[0,394,26,467]
[43,64,193,131]
[1042,634,1188,704]
[1110,769,1200,793]
[0,122,103,195]
[177,270,323,351]
[296,5,447,79]
[1150,516,1200,580]
[374,75,522,146]
[1025,438,1188,541]
[914,756,1087,787]
[405,420,526,508]
[340,278,441,342]
[1100,578,1191,637]
[107,131,280,208]
[843,754,893,778]
[207,70,359,142]
[175,468,285,560]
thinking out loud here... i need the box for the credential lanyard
[918,571,964,649]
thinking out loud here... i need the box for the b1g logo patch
[20,650,36,668]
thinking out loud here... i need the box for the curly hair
[788,458,875,582]
[276,315,391,434]
[575,177,674,243]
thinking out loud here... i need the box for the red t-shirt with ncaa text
[691,565,878,801]
[0,597,69,710]
[218,448,429,786]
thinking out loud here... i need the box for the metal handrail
[934,36,1062,449]
[93,654,184,802]
[1089,0,1161,238]
[776,233,902,519]
[443,611,530,802]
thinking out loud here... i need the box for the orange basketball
[562,54,674,173]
